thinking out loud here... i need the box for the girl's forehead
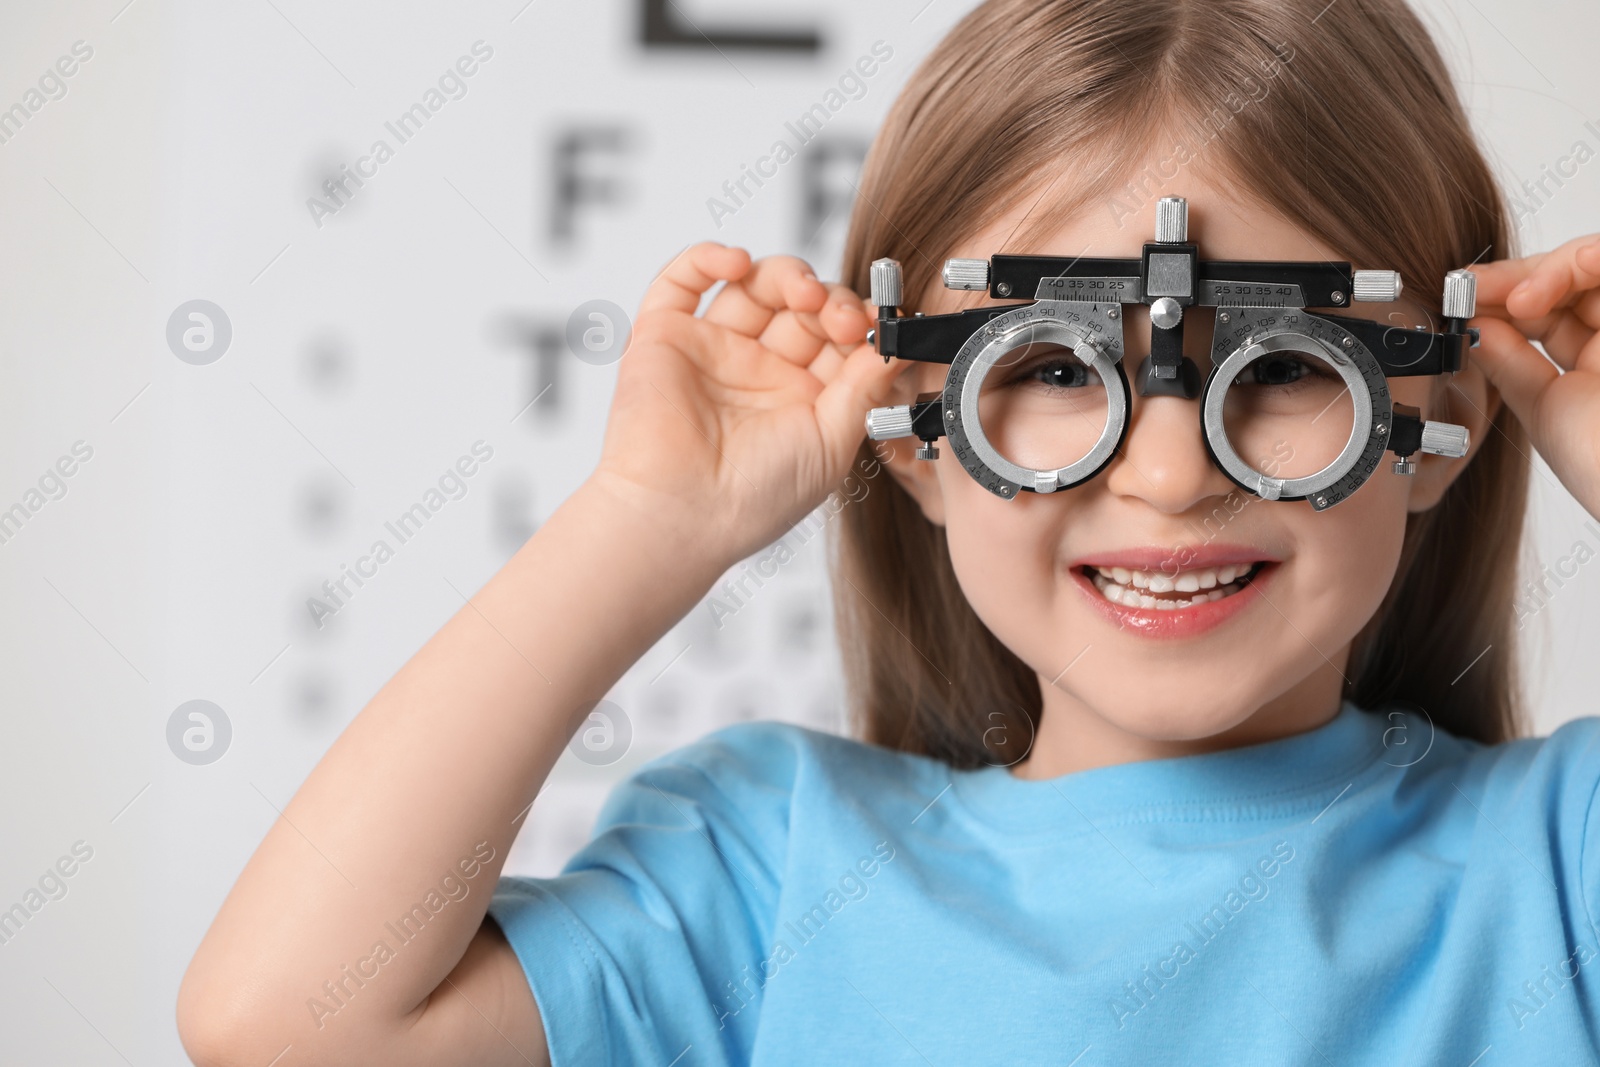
[954,187,1343,265]
[922,198,1337,319]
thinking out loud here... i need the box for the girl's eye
[1234,355,1334,389]
[997,344,1097,391]
[1030,358,1093,389]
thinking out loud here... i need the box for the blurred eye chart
[0,1,1596,1062]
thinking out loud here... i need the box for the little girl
[178,0,1600,1063]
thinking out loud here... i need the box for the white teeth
[1082,561,1263,610]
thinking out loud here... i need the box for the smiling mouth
[1079,562,1270,610]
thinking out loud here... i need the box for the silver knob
[1420,420,1470,458]
[942,258,989,291]
[865,404,914,440]
[870,258,903,308]
[1442,269,1477,319]
[1352,270,1403,303]
[1155,197,1188,243]
[1150,296,1183,329]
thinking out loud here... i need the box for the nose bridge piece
[1134,298,1202,399]
[1135,351,1202,399]
[1136,198,1203,400]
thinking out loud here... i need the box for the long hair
[831,0,1530,766]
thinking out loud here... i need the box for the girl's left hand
[1467,234,1600,521]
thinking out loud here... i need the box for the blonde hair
[831,0,1531,766]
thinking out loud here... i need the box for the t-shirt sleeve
[1572,719,1600,936]
[487,722,799,1067]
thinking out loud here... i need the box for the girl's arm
[176,243,907,1067]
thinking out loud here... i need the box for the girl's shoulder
[1370,706,1600,838]
[1430,710,1600,802]
[1392,708,1600,925]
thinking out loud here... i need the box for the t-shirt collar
[947,698,1393,832]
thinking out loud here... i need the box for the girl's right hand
[590,241,910,567]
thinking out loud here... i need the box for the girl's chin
[1039,690,1269,747]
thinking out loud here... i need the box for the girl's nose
[1100,305,1240,513]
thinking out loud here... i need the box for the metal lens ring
[941,302,1130,499]
[1202,310,1392,509]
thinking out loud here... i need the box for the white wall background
[0,0,1594,1061]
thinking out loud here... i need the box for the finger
[1468,254,1545,309]
[1525,308,1595,372]
[815,284,871,348]
[813,340,919,463]
[1506,237,1600,319]
[760,287,870,368]
[703,255,827,335]
[637,242,753,317]
[1469,304,1594,372]
[1468,316,1559,429]
[806,345,847,385]
[1481,287,1600,331]
[1573,244,1600,325]
[770,284,869,348]
[1578,287,1600,331]
[798,334,873,389]
[755,312,829,368]
[1580,328,1600,378]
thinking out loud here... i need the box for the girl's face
[880,166,1501,773]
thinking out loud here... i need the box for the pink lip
[1071,560,1279,639]
[1070,544,1281,571]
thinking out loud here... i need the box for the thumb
[1466,316,1557,430]
[813,342,918,468]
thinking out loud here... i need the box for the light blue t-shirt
[489,699,1600,1064]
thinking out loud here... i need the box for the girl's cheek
[1287,482,1409,638]
[940,478,1072,649]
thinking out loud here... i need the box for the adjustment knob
[870,258,903,308]
[942,258,990,291]
[1352,270,1403,303]
[1155,197,1188,243]
[1420,420,1470,458]
[1150,296,1183,329]
[865,404,914,440]
[1442,269,1477,320]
